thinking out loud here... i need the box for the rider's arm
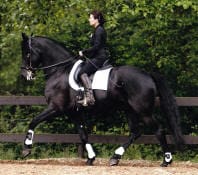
[82,26,106,57]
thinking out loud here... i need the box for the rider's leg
[77,58,106,106]
[78,73,95,106]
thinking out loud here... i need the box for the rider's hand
[79,51,83,57]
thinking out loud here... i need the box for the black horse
[20,33,183,166]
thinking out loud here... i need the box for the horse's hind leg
[143,116,173,167]
[22,107,58,158]
[155,124,173,167]
[109,112,141,166]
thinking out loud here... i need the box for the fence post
[77,144,85,158]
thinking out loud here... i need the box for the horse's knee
[78,125,88,143]
[29,118,39,129]
[155,127,165,139]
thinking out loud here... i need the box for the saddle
[74,59,111,82]
[68,60,113,92]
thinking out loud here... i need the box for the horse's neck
[42,51,69,66]
[42,53,76,79]
[40,43,75,76]
[34,37,76,79]
[38,37,70,65]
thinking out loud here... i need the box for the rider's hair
[90,10,105,26]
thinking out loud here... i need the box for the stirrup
[77,97,88,107]
[77,96,95,106]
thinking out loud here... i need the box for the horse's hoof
[160,160,172,167]
[160,162,168,167]
[22,149,31,158]
[86,157,95,166]
[109,154,121,166]
[109,158,119,166]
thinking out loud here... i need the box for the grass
[0,143,197,163]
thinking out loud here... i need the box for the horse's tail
[151,73,184,148]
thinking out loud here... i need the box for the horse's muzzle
[21,68,35,81]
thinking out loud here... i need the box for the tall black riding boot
[78,73,95,106]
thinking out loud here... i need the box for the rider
[78,10,108,106]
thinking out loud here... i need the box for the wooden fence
[0,96,198,156]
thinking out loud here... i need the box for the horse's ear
[22,32,28,41]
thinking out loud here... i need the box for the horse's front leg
[22,107,58,158]
[77,124,96,165]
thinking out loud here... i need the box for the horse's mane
[35,36,75,56]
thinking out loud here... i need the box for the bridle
[20,37,34,71]
[21,37,78,72]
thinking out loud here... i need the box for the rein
[21,56,77,71]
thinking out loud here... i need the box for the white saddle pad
[69,60,113,91]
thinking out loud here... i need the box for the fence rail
[0,133,198,144]
[0,96,197,155]
[0,96,198,106]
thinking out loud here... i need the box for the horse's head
[21,33,41,80]
[21,33,76,81]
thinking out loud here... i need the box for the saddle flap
[91,68,112,90]
[69,60,84,91]
[69,60,113,91]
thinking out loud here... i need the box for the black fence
[0,96,197,156]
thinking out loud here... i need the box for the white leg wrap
[25,130,34,145]
[115,146,125,156]
[165,152,172,163]
[85,143,96,159]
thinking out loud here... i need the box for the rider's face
[89,14,99,27]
